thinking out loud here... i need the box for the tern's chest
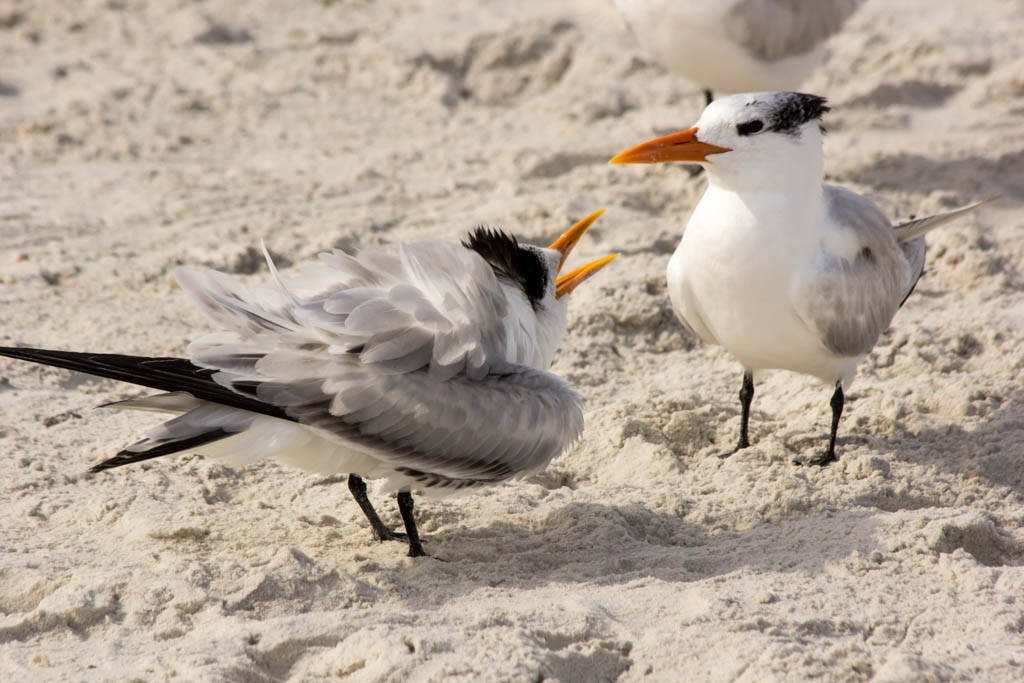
[674,197,812,293]
[667,193,819,351]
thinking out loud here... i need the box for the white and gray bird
[0,210,616,557]
[611,0,864,105]
[610,92,990,465]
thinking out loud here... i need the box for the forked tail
[893,197,997,243]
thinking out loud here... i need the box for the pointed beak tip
[549,208,608,268]
[554,252,620,299]
[610,127,730,166]
[609,148,643,165]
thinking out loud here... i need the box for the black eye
[737,120,764,136]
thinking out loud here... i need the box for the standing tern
[0,210,617,557]
[612,0,864,105]
[610,92,991,465]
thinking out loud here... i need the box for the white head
[462,210,617,368]
[611,91,830,191]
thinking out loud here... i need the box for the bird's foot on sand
[717,443,748,459]
[374,528,409,543]
[718,432,750,459]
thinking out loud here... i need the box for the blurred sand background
[1,0,1023,680]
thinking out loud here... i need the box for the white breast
[667,185,854,382]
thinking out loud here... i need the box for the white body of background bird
[612,0,863,100]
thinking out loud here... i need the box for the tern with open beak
[611,92,991,465]
[611,0,863,105]
[0,210,617,557]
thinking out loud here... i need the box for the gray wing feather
[102,391,204,414]
[893,197,995,244]
[891,197,994,306]
[116,404,254,455]
[169,241,582,489]
[265,353,585,488]
[177,241,512,381]
[897,237,926,308]
[792,185,910,357]
[726,0,863,61]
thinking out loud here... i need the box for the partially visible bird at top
[611,0,864,106]
[0,210,617,558]
[610,91,992,465]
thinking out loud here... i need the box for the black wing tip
[88,452,147,473]
[0,348,293,422]
[88,428,234,473]
[0,347,168,367]
[0,345,44,359]
[89,449,143,472]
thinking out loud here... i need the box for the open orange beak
[609,127,731,165]
[548,208,605,272]
[548,209,618,299]
[556,254,618,299]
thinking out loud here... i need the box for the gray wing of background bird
[726,0,864,61]
[169,241,583,490]
[791,185,911,358]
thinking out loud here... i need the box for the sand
[2,0,1023,680]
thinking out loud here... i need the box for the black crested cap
[765,92,830,134]
[463,226,548,308]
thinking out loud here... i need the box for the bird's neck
[500,288,567,369]
[529,303,568,368]
[700,169,827,240]
[705,155,823,195]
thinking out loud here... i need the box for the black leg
[703,89,714,107]
[802,382,844,467]
[738,371,754,449]
[396,491,427,558]
[720,371,754,458]
[348,475,407,543]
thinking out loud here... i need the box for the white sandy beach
[1,0,1023,680]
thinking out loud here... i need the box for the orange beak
[556,254,619,299]
[609,127,731,165]
[547,209,618,299]
[548,208,606,272]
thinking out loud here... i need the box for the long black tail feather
[90,428,235,472]
[0,347,291,422]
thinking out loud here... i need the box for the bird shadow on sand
[880,388,1024,498]
[388,502,883,607]
[395,391,1024,601]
